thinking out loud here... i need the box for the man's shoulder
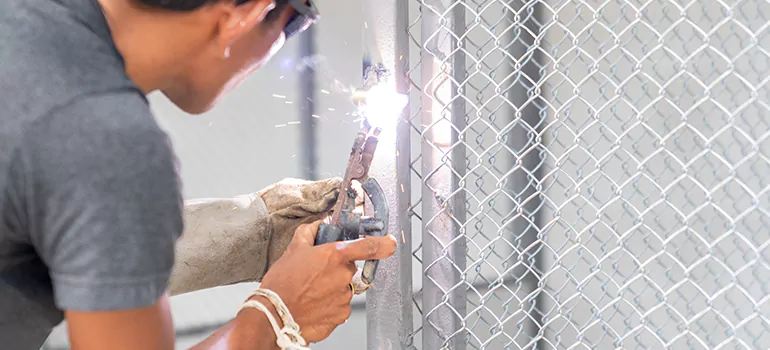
[23,90,173,172]
[0,0,135,126]
[46,90,155,130]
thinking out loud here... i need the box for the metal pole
[504,1,546,347]
[299,27,318,180]
[421,0,467,348]
[362,0,413,348]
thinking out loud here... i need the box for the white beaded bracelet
[241,288,309,350]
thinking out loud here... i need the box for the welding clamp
[313,125,388,292]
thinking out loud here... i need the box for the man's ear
[217,0,276,49]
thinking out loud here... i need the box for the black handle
[314,224,343,245]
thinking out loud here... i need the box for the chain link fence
[403,0,770,348]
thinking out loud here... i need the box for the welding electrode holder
[315,178,388,284]
[313,131,389,286]
[314,179,388,285]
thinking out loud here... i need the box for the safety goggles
[282,0,320,39]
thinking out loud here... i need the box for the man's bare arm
[66,297,175,350]
[66,295,278,350]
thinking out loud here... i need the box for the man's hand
[260,221,397,343]
[66,196,394,350]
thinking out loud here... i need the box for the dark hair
[138,0,274,11]
[139,0,288,25]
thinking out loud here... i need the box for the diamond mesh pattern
[405,0,770,348]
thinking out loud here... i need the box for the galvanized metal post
[362,0,413,348]
[504,1,546,347]
[421,0,467,348]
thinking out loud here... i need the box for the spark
[397,151,400,157]
[401,184,405,193]
[279,76,284,79]
[272,94,287,99]
[288,121,301,125]
[320,89,330,94]
[275,124,287,128]
[399,55,403,61]
[364,22,368,29]
[285,101,293,104]
[401,230,406,243]
[231,206,238,211]
[328,108,336,111]
[311,114,321,118]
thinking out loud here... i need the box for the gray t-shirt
[0,0,184,348]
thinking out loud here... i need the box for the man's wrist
[190,295,282,350]
[234,296,281,350]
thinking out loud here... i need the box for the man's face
[162,1,296,114]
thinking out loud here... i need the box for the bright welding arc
[355,81,408,132]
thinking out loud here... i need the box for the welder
[0,0,397,349]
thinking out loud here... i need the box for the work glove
[169,178,343,295]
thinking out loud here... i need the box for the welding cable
[241,289,310,350]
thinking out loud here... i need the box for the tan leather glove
[168,178,341,295]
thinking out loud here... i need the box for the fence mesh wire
[405,0,770,348]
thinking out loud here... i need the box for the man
[0,0,397,349]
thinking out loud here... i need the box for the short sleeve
[17,91,184,311]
